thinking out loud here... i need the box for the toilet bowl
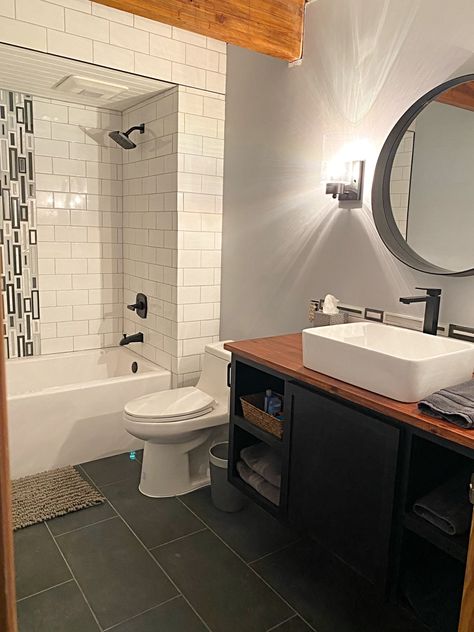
[123,341,232,498]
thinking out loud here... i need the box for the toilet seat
[124,387,216,423]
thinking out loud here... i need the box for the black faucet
[120,332,144,346]
[399,288,442,335]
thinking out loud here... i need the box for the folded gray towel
[240,443,281,488]
[413,472,471,536]
[418,379,474,429]
[236,461,280,506]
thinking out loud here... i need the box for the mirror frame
[372,73,474,277]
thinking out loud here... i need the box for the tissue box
[311,311,348,327]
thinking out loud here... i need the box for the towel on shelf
[413,471,471,536]
[418,379,474,429]
[236,461,280,506]
[240,442,282,488]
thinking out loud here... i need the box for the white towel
[236,461,280,506]
[240,442,281,488]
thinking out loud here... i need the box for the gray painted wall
[221,0,474,341]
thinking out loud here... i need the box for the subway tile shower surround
[0,90,40,358]
[0,0,226,380]
[35,98,123,355]
[2,87,224,381]
[123,86,224,386]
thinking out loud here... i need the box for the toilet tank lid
[205,340,233,361]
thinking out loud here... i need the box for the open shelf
[403,512,469,563]
[232,414,284,451]
[229,471,282,518]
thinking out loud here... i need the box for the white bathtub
[7,347,171,478]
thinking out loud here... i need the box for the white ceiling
[0,43,175,112]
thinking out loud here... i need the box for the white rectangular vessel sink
[302,322,474,403]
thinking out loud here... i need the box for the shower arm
[124,124,145,138]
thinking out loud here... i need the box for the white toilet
[123,341,232,498]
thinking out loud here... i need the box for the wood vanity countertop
[224,333,474,453]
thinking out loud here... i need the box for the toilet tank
[196,341,232,401]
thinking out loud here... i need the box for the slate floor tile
[102,477,204,548]
[17,580,99,632]
[80,452,141,487]
[181,486,297,561]
[153,528,293,632]
[56,517,177,629]
[47,501,116,536]
[111,596,207,632]
[14,523,71,600]
[252,540,426,632]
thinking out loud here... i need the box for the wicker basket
[240,392,284,439]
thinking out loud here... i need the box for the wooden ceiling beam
[436,82,474,112]
[93,0,306,62]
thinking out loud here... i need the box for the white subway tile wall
[3,5,226,379]
[1,0,226,93]
[123,85,223,385]
[35,98,123,354]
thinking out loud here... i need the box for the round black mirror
[372,74,474,276]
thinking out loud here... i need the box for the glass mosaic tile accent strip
[0,90,40,358]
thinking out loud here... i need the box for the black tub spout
[120,332,144,346]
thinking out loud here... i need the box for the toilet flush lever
[127,293,147,319]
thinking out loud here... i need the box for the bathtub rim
[6,346,171,401]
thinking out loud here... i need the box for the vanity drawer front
[288,382,400,589]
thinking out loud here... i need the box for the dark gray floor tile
[56,517,177,629]
[102,477,204,548]
[47,501,116,536]
[14,523,71,600]
[112,596,207,632]
[181,486,297,562]
[80,452,141,486]
[153,529,293,632]
[253,540,426,632]
[270,615,314,631]
[17,580,99,632]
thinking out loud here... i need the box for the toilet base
[139,476,210,499]
[138,425,227,498]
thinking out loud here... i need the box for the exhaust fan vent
[54,75,129,100]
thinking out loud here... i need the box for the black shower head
[108,123,145,149]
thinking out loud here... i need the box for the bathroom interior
[0,1,474,631]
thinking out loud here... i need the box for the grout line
[102,594,181,631]
[266,614,299,631]
[248,539,301,566]
[148,527,208,551]
[176,497,316,628]
[78,467,213,632]
[53,515,119,538]
[16,578,74,603]
[45,521,104,631]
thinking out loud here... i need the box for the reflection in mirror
[390,80,474,272]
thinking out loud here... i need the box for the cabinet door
[288,382,400,588]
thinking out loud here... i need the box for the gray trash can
[209,442,246,512]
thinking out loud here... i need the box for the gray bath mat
[11,466,105,530]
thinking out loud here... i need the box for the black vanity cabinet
[227,340,474,631]
[287,382,400,588]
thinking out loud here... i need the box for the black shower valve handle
[127,293,148,319]
[127,301,144,312]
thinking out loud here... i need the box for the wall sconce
[325,160,365,202]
